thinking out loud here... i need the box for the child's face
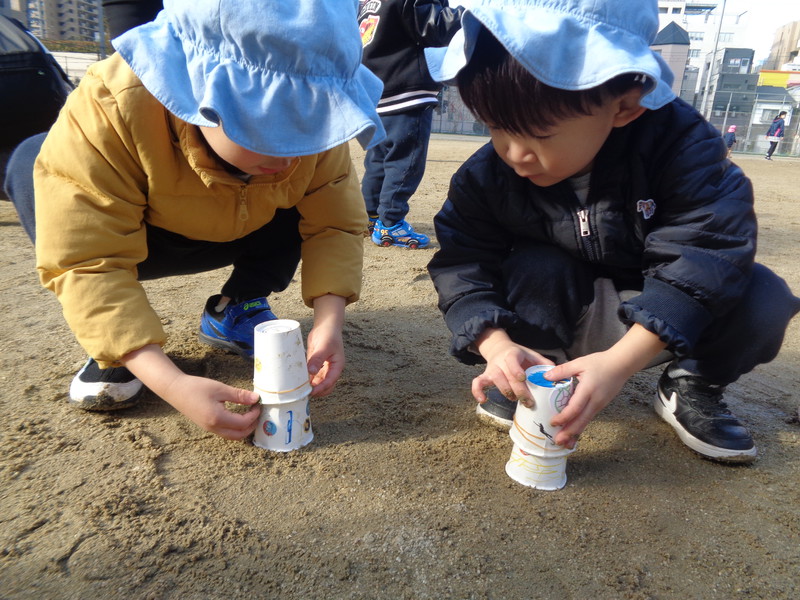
[199,126,296,176]
[489,90,645,187]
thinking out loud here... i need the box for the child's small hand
[162,374,261,440]
[306,323,344,397]
[307,294,347,397]
[545,352,630,448]
[472,331,554,406]
[122,343,260,440]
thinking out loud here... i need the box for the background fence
[432,87,800,157]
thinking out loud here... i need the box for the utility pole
[700,0,727,120]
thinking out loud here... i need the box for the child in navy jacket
[426,0,799,463]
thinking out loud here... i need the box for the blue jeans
[361,105,433,227]
[4,133,301,302]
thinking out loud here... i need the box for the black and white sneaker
[69,358,144,411]
[655,367,756,463]
[476,388,516,431]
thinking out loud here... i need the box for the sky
[730,0,800,62]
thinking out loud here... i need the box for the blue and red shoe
[198,295,277,358]
[371,218,430,249]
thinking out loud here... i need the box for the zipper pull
[577,209,590,237]
[238,187,249,221]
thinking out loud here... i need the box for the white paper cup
[253,319,311,402]
[510,365,576,454]
[253,395,313,452]
[505,442,567,491]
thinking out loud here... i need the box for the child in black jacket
[425,0,800,463]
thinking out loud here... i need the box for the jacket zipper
[577,208,598,261]
[238,185,249,222]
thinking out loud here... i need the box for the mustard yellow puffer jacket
[34,54,367,368]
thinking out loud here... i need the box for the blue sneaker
[371,218,430,249]
[198,295,277,358]
[367,215,378,235]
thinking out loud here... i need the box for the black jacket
[358,0,463,114]
[428,98,757,364]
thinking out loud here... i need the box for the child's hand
[545,352,630,448]
[306,324,344,397]
[545,324,667,448]
[307,294,347,397]
[472,328,554,405]
[161,374,261,440]
[122,343,260,440]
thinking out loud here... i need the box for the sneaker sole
[475,403,513,431]
[655,388,757,463]
[68,382,144,411]
[198,330,254,359]
[372,238,430,249]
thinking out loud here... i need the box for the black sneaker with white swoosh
[655,367,756,463]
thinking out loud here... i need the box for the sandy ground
[1,137,798,599]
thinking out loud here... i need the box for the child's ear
[612,88,647,128]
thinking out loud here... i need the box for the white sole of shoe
[475,403,513,431]
[655,388,757,463]
[69,364,144,411]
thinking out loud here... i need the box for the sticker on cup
[253,395,313,452]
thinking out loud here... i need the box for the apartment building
[26,0,100,42]
[0,0,27,22]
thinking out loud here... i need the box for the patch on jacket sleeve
[359,14,380,47]
[637,198,656,220]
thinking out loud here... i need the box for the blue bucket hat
[112,0,385,157]
[426,0,675,110]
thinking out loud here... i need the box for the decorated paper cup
[510,365,576,453]
[253,319,311,402]
[253,395,313,452]
[505,443,567,491]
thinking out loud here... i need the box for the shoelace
[678,377,731,417]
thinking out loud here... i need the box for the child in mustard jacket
[5,0,384,440]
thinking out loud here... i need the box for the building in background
[764,20,800,70]
[697,46,755,118]
[651,21,693,102]
[657,1,749,76]
[26,0,100,43]
[0,0,26,22]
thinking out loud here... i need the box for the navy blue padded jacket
[428,98,757,364]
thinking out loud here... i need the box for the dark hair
[777,111,787,118]
[456,28,644,136]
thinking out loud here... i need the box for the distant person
[358,0,464,249]
[723,125,737,157]
[425,0,800,463]
[102,0,162,39]
[765,111,787,160]
[4,0,384,440]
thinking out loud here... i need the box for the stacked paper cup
[252,319,314,452]
[505,365,576,491]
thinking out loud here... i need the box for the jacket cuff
[445,292,519,365]
[619,276,713,355]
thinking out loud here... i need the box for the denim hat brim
[113,2,385,157]
[426,0,675,110]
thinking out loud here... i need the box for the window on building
[659,7,668,13]
[671,7,681,13]
[718,33,733,42]
[689,49,701,58]
[689,31,704,41]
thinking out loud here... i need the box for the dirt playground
[1,137,798,599]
